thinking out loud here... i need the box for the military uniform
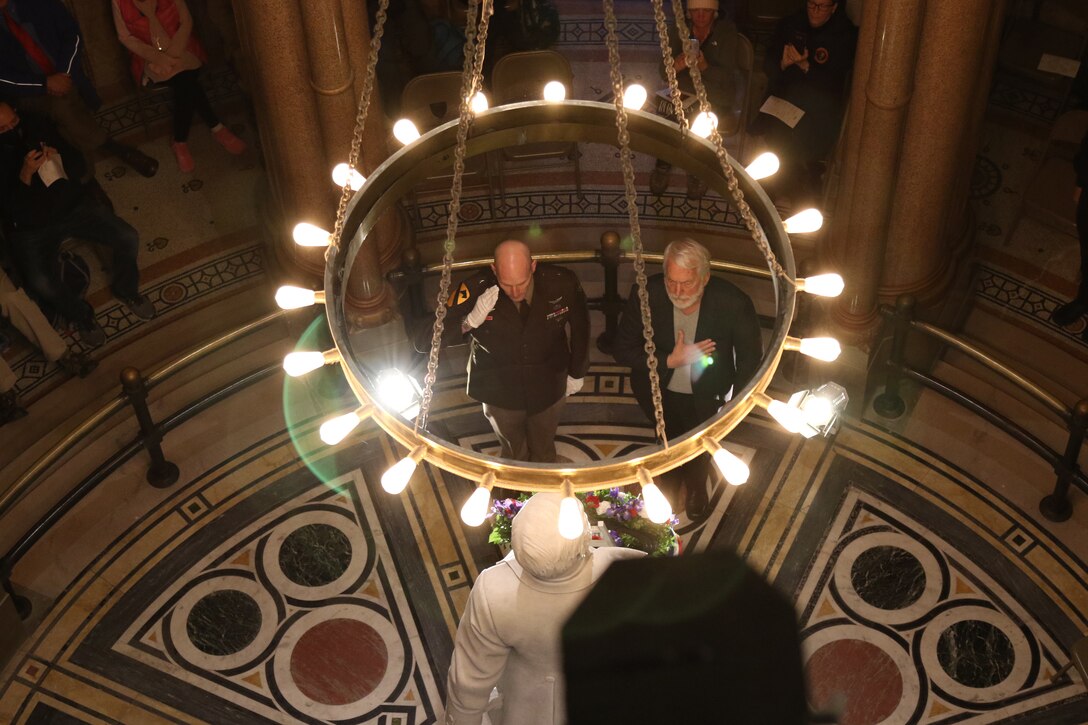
[445,263,590,461]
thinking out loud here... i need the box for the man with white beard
[612,238,762,521]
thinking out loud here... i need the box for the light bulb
[800,273,845,298]
[558,495,585,539]
[319,407,369,445]
[745,152,780,180]
[293,222,331,247]
[783,208,823,234]
[331,163,365,191]
[283,351,329,377]
[376,369,418,413]
[275,285,324,310]
[469,91,488,113]
[381,457,417,493]
[543,80,566,102]
[622,83,647,110]
[636,468,673,523]
[460,486,492,526]
[690,111,718,138]
[798,337,842,362]
[766,399,807,434]
[703,439,750,485]
[393,118,420,145]
[800,395,835,429]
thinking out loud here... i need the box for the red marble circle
[290,618,389,705]
[806,639,903,725]
[161,283,186,305]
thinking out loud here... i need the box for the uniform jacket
[444,264,589,414]
[0,0,99,108]
[612,274,762,423]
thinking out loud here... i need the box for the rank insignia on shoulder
[447,282,471,308]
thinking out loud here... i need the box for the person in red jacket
[111,0,246,173]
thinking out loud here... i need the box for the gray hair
[664,238,711,279]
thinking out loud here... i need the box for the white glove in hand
[565,376,584,397]
[463,285,500,330]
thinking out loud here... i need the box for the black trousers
[166,70,220,142]
[655,389,715,507]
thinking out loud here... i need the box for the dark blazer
[613,274,762,422]
[0,0,100,108]
[444,264,590,413]
[0,110,87,229]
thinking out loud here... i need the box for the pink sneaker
[171,141,195,173]
[212,124,247,155]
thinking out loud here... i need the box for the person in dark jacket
[650,0,742,199]
[613,238,762,520]
[1052,130,1088,332]
[0,0,157,178]
[444,239,589,463]
[750,0,856,204]
[0,102,154,346]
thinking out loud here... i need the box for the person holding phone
[650,0,743,199]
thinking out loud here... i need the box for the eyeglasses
[807,1,835,9]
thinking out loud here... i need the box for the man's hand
[19,149,48,185]
[781,45,809,72]
[565,376,584,397]
[666,329,716,369]
[45,73,73,96]
[463,285,500,330]
[674,51,707,72]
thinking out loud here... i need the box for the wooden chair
[490,50,582,203]
[399,71,497,219]
[1009,109,1088,241]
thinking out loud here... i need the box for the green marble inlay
[186,589,262,656]
[279,522,353,587]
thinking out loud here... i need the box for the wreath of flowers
[488,488,680,557]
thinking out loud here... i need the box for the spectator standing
[651,0,742,199]
[1052,129,1088,331]
[0,102,154,347]
[442,240,589,463]
[112,0,246,173]
[750,0,856,204]
[0,0,158,180]
[612,239,762,520]
[1,266,95,427]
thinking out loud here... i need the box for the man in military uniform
[444,239,589,462]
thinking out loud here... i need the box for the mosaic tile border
[973,264,1087,350]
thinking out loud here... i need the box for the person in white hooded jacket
[442,493,645,725]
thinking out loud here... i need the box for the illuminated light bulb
[275,285,326,310]
[690,110,718,138]
[755,393,807,434]
[783,208,823,234]
[543,81,566,102]
[376,368,418,413]
[637,468,673,524]
[786,336,842,362]
[319,405,371,445]
[393,118,420,145]
[460,473,495,527]
[469,91,488,113]
[381,444,426,494]
[331,163,365,191]
[293,222,332,247]
[283,349,338,377]
[557,479,585,539]
[622,83,647,110]
[745,152,780,180]
[798,273,845,298]
[702,439,749,485]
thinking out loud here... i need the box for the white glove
[565,376,584,396]
[463,285,500,330]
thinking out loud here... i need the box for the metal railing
[0,310,287,619]
[871,295,1088,523]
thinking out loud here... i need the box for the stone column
[232,0,329,281]
[879,0,996,301]
[829,0,926,336]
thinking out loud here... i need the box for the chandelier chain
[328,0,389,257]
[416,0,493,431]
[603,0,669,446]
[658,0,789,281]
[651,0,687,131]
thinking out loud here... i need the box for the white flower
[596,502,611,516]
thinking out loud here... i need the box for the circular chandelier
[276,0,846,537]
